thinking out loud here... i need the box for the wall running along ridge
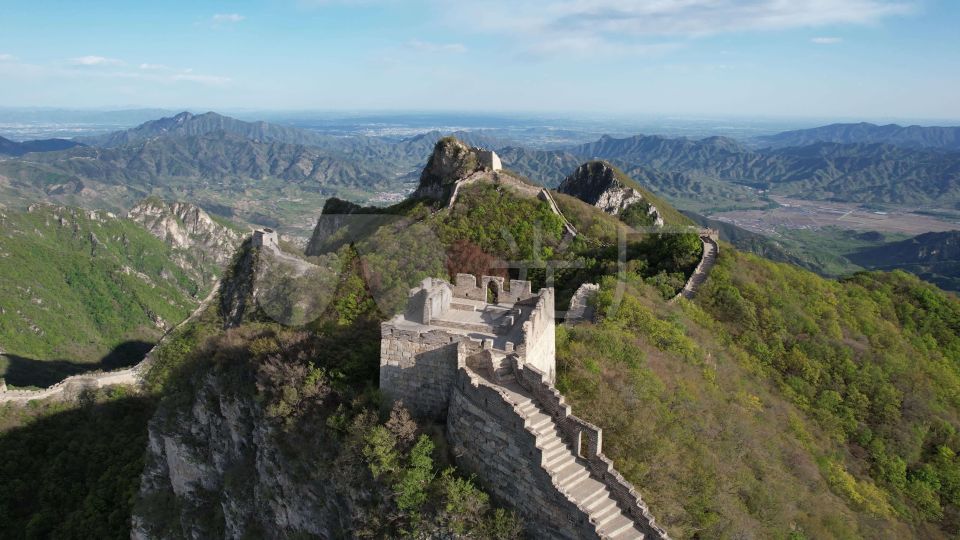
[670,230,719,303]
[0,271,225,404]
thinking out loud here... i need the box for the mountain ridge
[756,122,960,150]
[0,135,83,157]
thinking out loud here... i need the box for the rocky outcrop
[129,198,244,268]
[128,198,245,291]
[558,161,664,225]
[132,371,353,539]
[412,137,501,201]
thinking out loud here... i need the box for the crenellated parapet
[452,273,535,304]
[379,273,667,539]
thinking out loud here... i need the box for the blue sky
[0,0,958,120]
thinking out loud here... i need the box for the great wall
[0,146,721,538]
[0,278,222,404]
[381,273,670,539]
[671,231,719,303]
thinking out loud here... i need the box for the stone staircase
[497,380,647,539]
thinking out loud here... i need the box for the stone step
[567,476,605,503]
[546,451,576,470]
[532,419,562,438]
[554,461,590,486]
[610,525,644,540]
[599,514,637,538]
[543,442,570,463]
[592,500,622,525]
[538,436,567,454]
[518,402,538,415]
[594,500,626,528]
[529,413,554,432]
[581,486,611,510]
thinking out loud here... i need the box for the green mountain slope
[268,164,960,537]
[555,252,960,538]
[849,230,960,291]
[0,388,155,539]
[8,136,960,537]
[0,204,232,387]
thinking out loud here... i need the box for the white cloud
[71,55,123,66]
[811,36,844,44]
[0,53,15,62]
[212,13,245,24]
[171,69,231,85]
[524,36,680,58]
[442,0,915,57]
[406,39,467,53]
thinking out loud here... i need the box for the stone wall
[405,277,453,324]
[517,288,556,382]
[670,231,720,304]
[0,365,141,404]
[447,365,600,540]
[379,326,480,420]
[566,283,599,323]
[452,273,534,304]
[515,362,669,539]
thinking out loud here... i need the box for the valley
[711,195,960,236]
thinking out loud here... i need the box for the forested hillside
[558,249,960,538]
[0,204,229,388]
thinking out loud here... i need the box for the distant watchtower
[475,149,503,171]
[252,228,279,249]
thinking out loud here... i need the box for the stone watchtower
[475,149,503,172]
[379,274,668,540]
[380,273,553,420]
[252,228,279,249]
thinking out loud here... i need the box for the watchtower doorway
[486,281,500,304]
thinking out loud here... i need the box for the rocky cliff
[132,366,354,539]
[128,198,245,290]
[558,161,664,226]
[412,137,494,201]
[128,198,244,266]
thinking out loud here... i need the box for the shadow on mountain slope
[0,392,155,539]
[1,340,153,388]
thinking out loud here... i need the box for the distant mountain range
[0,135,83,157]
[566,133,960,207]
[77,111,339,148]
[3,110,960,236]
[755,122,960,150]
